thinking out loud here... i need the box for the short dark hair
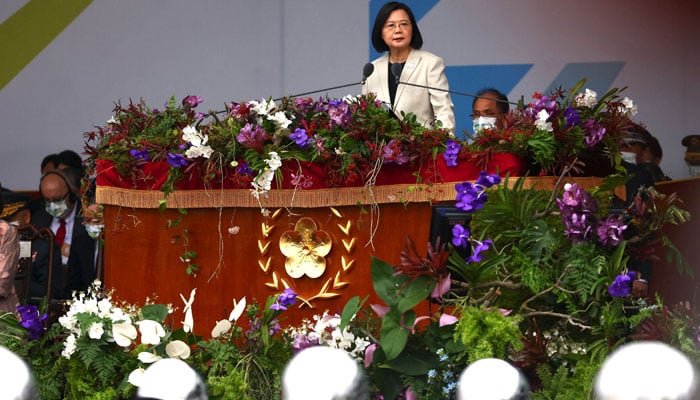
[57,150,83,170]
[41,153,60,171]
[371,2,423,53]
[473,88,510,114]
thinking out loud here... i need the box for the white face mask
[620,151,637,164]
[84,223,104,239]
[45,200,69,219]
[473,116,497,133]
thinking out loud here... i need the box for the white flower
[180,288,196,333]
[211,320,232,338]
[165,340,191,359]
[575,88,598,108]
[58,314,77,331]
[107,116,117,125]
[128,368,146,387]
[113,321,138,347]
[249,98,275,116]
[334,148,345,155]
[61,334,77,359]
[138,320,166,345]
[97,298,113,318]
[342,94,357,104]
[535,109,553,132]
[268,111,293,129]
[138,351,162,364]
[229,297,247,322]
[265,151,282,170]
[620,96,638,116]
[87,322,105,339]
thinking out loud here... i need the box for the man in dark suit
[30,167,95,299]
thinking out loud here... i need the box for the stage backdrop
[1,0,699,189]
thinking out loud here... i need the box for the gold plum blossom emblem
[279,217,332,279]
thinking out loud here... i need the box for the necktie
[55,219,66,246]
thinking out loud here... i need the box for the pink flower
[370,304,390,318]
[439,313,459,327]
[364,343,377,367]
[430,273,451,301]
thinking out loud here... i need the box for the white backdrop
[1,0,698,190]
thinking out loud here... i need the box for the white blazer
[363,49,455,134]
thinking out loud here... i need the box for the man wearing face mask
[619,123,655,204]
[471,88,509,135]
[66,200,103,293]
[30,167,94,298]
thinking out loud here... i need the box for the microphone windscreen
[391,63,402,82]
[362,63,374,81]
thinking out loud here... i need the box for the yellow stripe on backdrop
[0,0,93,90]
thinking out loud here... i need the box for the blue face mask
[45,200,69,219]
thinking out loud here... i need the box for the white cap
[456,358,530,400]
[136,358,207,400]
[0,346,37,400]
[282,346,367,400]
[595,341,698,400]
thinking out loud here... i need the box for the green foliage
[454,306,523,363]
[533,357,601,400]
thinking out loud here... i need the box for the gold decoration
[342,237,356,253]
[261,222,274,237]
[258,258,271,273]
[330,207,342,218]
[341,256,355,272]
[338,220,352,235]
[333,271,349,289]
[279,217,332,279]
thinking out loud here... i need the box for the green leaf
[387,351,439,376]
[397,275,433,313]
[380,309,410,360]
[339,295,368,332]
[371,257,399,306]
[141,304,169,322]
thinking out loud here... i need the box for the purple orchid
[16,304,48,340]
[608,271,637,297]
[182,95,203,108]
[166,152,188,168]
[451,223,470,248]
[443,139,461,167]
[469,239,493,263]
[236,162,253,176]
[597,214,628,247]
[290,128,312,148]
[583,119,606,147]
[564,105,580,128]
[130,148,149,163]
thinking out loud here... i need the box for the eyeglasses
[383,20,411,30]
[470,111,504,119]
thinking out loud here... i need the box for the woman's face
[381,9,413,53]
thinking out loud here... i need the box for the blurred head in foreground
[134,358,207,400]
[282,346,368,400]
[0,346,38,400]
[456,358,531,400]
[595,341,698,400]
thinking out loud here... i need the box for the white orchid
[87,322,105,340]
[575,88,598,108]
[249,98,275,116]
[268,111,293,129]
[535,109,553,132]
[182,125,214,159]
[180,288,197,333]
[61,334,77,359]
[620,96,638,116]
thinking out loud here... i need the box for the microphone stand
[396,79,520,108]
[273,81,362,102]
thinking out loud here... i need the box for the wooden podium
[98,177,609,334]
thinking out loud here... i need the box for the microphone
[273,63,375,101]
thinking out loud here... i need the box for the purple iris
[443,139,461,167]
[130,148,149,162]
[290,128,312,148]
[166,152,188,168]
[583,119,606,147]
[564,106,580,128]
[16,304,48,340]
[468,239,493,263]
[451,224,470,248]
[182,95,203,108]
[608,271,637,297]
[597,214,628,247]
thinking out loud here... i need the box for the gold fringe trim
[96,177,609,209]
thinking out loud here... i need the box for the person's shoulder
[411,48,443,61]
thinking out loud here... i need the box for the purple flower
[290,128,312,148]
[236,162,253,176]
[597,214,628,247]
[278,287,297,307]
[475,172,501,188]
[328,100,351,128]
[564,106,580,128]
[182,95,203,108]
[269,302,287,311]
[583,119,606,147]
[444,153,458,167]
[608,272,634,297]
[469,239,492,263]
[236,123,267,152]
[562,212,595,244]
[454,182,487,212]
[130,148,149,163]
[451,223,470,248]
[443,139,461,167]
[292,333,320,353]
[167,152,188,168]
[557,183,599,243]
[268,320,281,335]
[16,304,48,340]
[382,139,411,165]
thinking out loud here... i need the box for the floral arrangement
[464,79,638,175]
